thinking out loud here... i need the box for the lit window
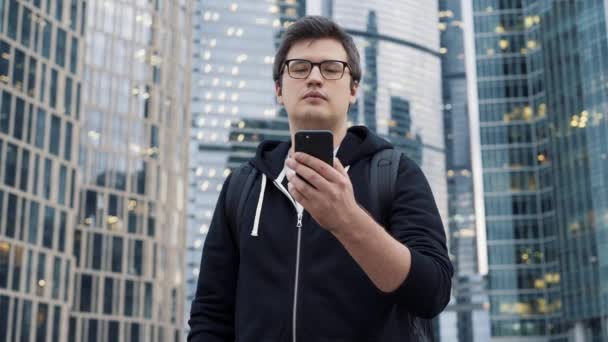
[439,47,447,54]
[237,134,245,142]
[232,67,239,75]
[230,3,238,11]
[212,12,220,21]
[209,169,217,177]
[224,169,231,177]
[203,12,211,21]
[212,78,219,86]
[224,120,232,128]
[499,39,509,50]
[273,19,280,28]
[200,224,208,234]
[204,64,212,73]
[269,5,279,13]
[238,81,246,88]
[218,92,226,100]
[211,119,218,127]
[210,39,217,47]
[227,27,235,36]
[231,93,239,102]
[236,28,243,37]
[232,106,239,115]
[201,181,209,191]
[204,51,211,60]
[218,105,225,113]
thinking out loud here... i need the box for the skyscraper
[471,0,608,339]
[1,1,193,341]
[437,1,490,341]
[186,0,305,322]
[71,1,193,341]
[1,1,84,341]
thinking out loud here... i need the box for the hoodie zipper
[273,179,303,342]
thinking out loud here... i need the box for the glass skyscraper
[1,1,193,341]
[472,0,608,340]
[1,1,84,341]
[186,0,305,322]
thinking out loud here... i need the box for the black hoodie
[188,126,453,341]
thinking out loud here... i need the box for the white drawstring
[251,173,267,236]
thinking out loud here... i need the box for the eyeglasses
[283,59,350,80]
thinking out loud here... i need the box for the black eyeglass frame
[282,59,351,80]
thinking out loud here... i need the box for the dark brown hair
[273,16,361,88]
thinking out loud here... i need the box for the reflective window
[42,20,52,59]
[7,0,18,39]
[12,245,23,291]
[80,274,92,311]
[0,41,9,83]
[27,57,37,97]
[13,49,25,90]
[108,321,119,341]
[29,201,39,244]
[43,206,55,248]
[65,121,72,160]
[35,303,48,342]
[21,7,32,48]
[26,103,33,144]
[39,64,46,102]
[55,0,63,21]
[58,165,67,205]
[32,155,40,195]
[70,37,78,74]
[88,319,98,341]
[14,97,24,140]
[50,69,58,108]
[104,278,113,314]
[43,158,52,199]
[6,193,16,237]
[125,280,134,316]
[56,28,67,67]
[19,149,29,192]
[111,236,123,273]
[50,115,61,155]
[144,282,152,318]
[35,108,46,149]
[4,143,16,187]
[133,240,143,276]
[1,91,10,134]
[22,300,33,342]
[52,306,61,341]
[58,211,66,252]
[92,233,102,270]
[0,296,8,341]
[0,242,9,288]
[65,77,72,116]
[52,257,61,299]
[25,250,32,293]
[69,0,78,31]
[37,252,46,296]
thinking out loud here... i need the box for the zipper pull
[296,213,303,228]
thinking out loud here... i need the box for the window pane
[29,201,39,244]
[104,278,113,314]
[92,233,102,270]
[0,241,9,288]
[35,109,46,149]
[7,0,18,39]
[108,321,119,342]
[50,69,58,108]
[43,206,55,248]
[43,158,52,199]
[133,240,142,276]
[65,77,72,116]
[125,280,134,316]
[25,250,33,293]
[69,0,77,31]
[70,37,78,74]
[27,57,37,97]
[0,295,9,341]
[6,193,17,237]
[88,319,98,341]
[65,122,72,160]
[52,257,60,299]
[21,300,32,342]
[33,155,39,195]
[111,237,122,273]
[13,49,25,90]
[21,7,31,48]
[42,21,52,59]
[14,97,24,140]
[36,252,46,296]
[35,303,48,342]
[58,211,66,252]
[50,115,60,155]
[0,91,10,134]
[56,28,66,67]
[12,245,23,290]
[55,0,63,21]
[58,166,66,205]
[52,306,61,342]
[4,142,17,187]
[39,64,46,102]
[19,148,29,192]
[80,274,91,311]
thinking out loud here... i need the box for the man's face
[276,38,358,130]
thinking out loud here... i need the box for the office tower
[0,1,85,341]
[186,0,305,322]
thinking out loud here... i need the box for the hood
[249,125,393,180]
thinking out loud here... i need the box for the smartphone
[294,130,334,166]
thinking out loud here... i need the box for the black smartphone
[294,130,334,166]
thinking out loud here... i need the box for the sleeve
[187,174,239,341]
[387,156,454,319]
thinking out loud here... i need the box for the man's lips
[303,91,328,100]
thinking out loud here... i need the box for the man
[189,16,453,341]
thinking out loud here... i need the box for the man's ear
[349,80,359,103]
[275,81,283,104]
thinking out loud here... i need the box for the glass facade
[186,0,305,324]
[437,1,490,341]
[323,0,449,225]
[0,1,84,341]
[473,0,608,340]
[72,0,192,341]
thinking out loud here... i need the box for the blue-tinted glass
[25,250,32,293]
[29,200,39,244]
[0,242,9,287]
[35,303,48,342]
[57,165,67,205]
[7,0,17,39]
[26,104,33,143]
[52,306,61,342]
[0,295,8,341]
[0,91,10,134]
[33,0,41,9]
[52,257,60,299]
[144,283,152,318]
[0,41,9,84]
[18,197,25,240]
[0,0,5,34]
[6,193,17,237]
[43,206,55,248]
[70,37,78,74]
[45,0,52,15]
[89,319,98,341]
[68,317,76,342]
[80,274,91,311]
[63,260,69,301]
[50,115,60,155]
[56,28,66,67]
[42,21,51,59]
[43,158,51,199]
[92,233,102,270]
[64,121,72,160]
[75,83,80,119]
[19,148,29,191]
[70,169,75,207]
[137,161,146,194]
[50,69,57,108]
[134,240,143,275]
[21,300,32,342]
[35,109,46,148]
[58,212,66,251]
[125,280,134,316]
[21,7,31,47]
[104,278,113,314]
[27,57,37,97]
[4,142,17,187]
[108,321,119,341]
[111,237,122,273]
[32,155,39,195]
[55,0,63,21]
[10,297,18,340]
[73,229,81,266]
[13,49,25,90]
[12,245,22,290]
[131,323,140,342]
[39,64,46,102]
[14,97,24,140]
[69,0,77,31]
[65,77,72,116]
[37,252,46,296]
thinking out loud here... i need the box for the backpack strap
[369,148,402,224]
[225,163,258,247]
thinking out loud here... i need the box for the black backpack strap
[370,148,402,224]
[225,163,258,247]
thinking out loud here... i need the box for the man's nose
[306,65,324,85]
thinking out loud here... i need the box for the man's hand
[285,152,361,234]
